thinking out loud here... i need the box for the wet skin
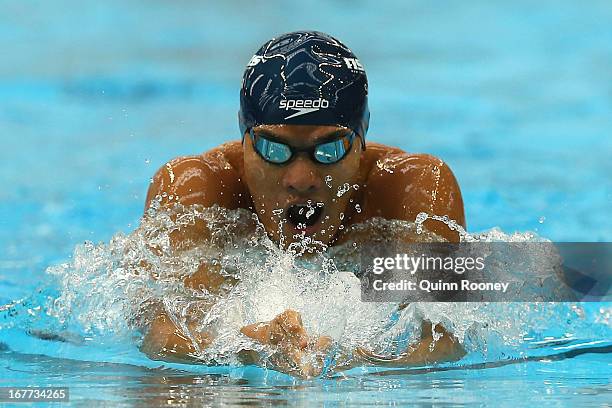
[141,124,466,377]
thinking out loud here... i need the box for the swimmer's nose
[282,156,322,195]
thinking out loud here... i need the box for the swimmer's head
[239,30,369,145]
[239,31,369,247]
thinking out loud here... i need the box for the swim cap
[239,31,369,144]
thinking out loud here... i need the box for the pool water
[1,0,611,406]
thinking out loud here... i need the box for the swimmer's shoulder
[359,141,405,172]
[144,141,251,212]
[360,141,444,176]
[357,141,465,240]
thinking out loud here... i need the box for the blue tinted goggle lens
[252,136,292,164]
[250,130,355,165]
[314,138,349,164]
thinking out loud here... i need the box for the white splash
[30,202,608,372]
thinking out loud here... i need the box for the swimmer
[139,31,466,377]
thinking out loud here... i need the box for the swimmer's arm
[140,311,213,364]
[139,151,247,362]
[138,265,215,363]
[138,261,238,363]
[331,321,465,373]
[138,158,223,360]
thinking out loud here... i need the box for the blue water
[1,0,611,406]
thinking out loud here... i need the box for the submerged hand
[354,321,465,367]
[240,309,332,378]
[141,313,212,363]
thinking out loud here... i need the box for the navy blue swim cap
[239,31,369,144]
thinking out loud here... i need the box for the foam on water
[2,202,610,374]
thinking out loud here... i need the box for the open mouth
[286,202,324,230]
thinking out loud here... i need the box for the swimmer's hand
[348,321,465,369]
[240,309,332,379]
[140,312,212,364]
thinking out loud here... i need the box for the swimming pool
[1,0,611,406]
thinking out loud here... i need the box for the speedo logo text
[279,98,330,119]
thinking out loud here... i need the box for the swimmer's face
[243,124,363,248]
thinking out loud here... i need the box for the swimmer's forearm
[330,322,465,373]
[140,312,212,364]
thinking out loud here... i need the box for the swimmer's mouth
[286,203,324,230]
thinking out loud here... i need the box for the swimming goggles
[249,128,358,165]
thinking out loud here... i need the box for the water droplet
[415,212,428,234]
[538,216,546,224]
[305,207,315,218]
[337,183,352,197]
[325,175,333,188]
